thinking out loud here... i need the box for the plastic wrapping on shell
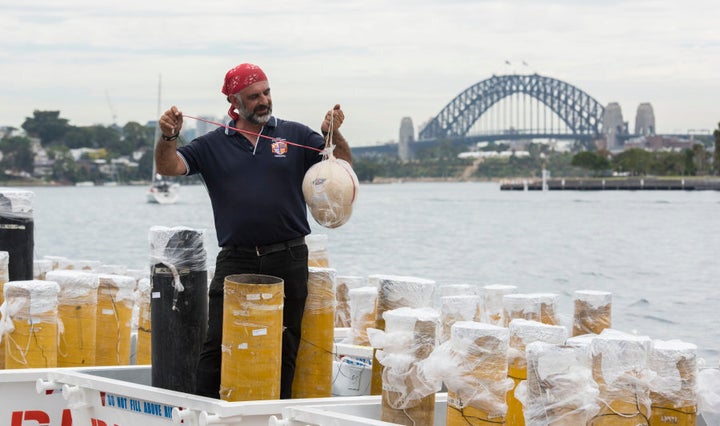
[367,307,441,409]
[527,292,561,325]
[565,333,596,349]
[33,259,53,280]
[57,259,102,271]
[374,275,436,319]
[502,293,542,326]
[137,277,151,295]
[1,279,60,321]
[590,329,653,419]
[0,189,34,219]
[508,319,567,368]
[135,277,152,365]
[98,273,137,307]
[0,251,10,282]
[347,286,378,346]
[302,158,359,229]
[482,284,517,325]
[306,234,330,267]
[126,268,150,283]
[648,339,698,407]
[438,283,478,298]
[698,368,720,425]
[1,279,59,368]
[46,270,100,367]
[42,255,68,270]
[573,289,612,336]
[335,275,365,328]
[46,270,100,303]
[426,321,513,416]
[506,318,568,425]
[439,295,480,343]
[515,341,600,425]
[149,226,207,294]
[293,267,337,398]
[149,226,207,271]
[306,267,336,313]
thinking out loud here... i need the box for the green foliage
[414,139,466,160]
[0,135,34,173]
[123,122,155,151]
[714,122,720,175]
[612,148,653,176]
[21,110,71,145]
[571,151,611,176]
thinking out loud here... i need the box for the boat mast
[152,74,162,182]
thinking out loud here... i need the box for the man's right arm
[155,106,187,176]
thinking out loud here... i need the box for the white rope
[323,107,336,160]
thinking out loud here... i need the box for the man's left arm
[321,104,352,165]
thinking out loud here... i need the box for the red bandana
[222,63,268,121]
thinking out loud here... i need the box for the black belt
[224,237,306,257]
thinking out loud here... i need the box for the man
[156,63,351,399]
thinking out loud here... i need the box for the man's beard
[237,101,272,125]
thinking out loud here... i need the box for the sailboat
[147,75,180,204]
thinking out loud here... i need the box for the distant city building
[196,115,222,138]
[602,102,627,150]
[624,135,694,151]
[398,117,414,162]
[635,103,655,136]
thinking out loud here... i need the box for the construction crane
[105,89,118,125]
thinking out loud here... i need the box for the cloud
[2,0,719,144]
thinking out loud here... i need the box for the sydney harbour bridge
[354,73,659,157]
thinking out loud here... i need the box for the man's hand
[321,104,344,133]
[159,106,184,138]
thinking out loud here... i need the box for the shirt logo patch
[271,140,288,156]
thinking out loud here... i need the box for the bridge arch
[418,74,605,140]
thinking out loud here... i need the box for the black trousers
[195,243,309,399]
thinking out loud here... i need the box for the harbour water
[24,182,720,366]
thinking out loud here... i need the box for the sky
[2,0,719,146]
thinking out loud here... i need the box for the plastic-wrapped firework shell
[506,319,567,426]
[220,274,284,402]
[369,274,436,395]
[46,270,99,367]
[348,286,378,346]
[335,275,365,328]
[378,307,440,426]
[439,295,481,343]
[444,321,513,425]
[292,267,336,398]
[2,279,60,368]
[573,290,612,336]
[302,157,359,229]
[95,273,136,366]
[306,234,330,267]
[648,339,698,426]
[482,284,517,326]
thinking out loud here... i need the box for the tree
[612,148,653,176]
[0,135,34,173]
[714,121,720,175]
[123,121,155,151]
[86,125,124,155]
[21,110,71,146]
[571,151,610,176]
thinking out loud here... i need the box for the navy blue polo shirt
[177,116,325,247]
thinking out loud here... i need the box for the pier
[500,177,720,191]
